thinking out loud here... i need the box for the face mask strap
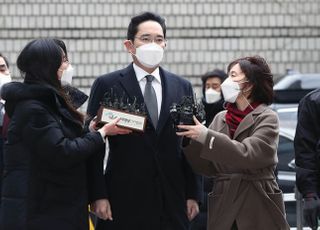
[238,79,252,94]
[241,94,254,110]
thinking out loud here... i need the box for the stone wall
[1,0,320,106]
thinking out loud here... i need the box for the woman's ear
[242,82,253,95]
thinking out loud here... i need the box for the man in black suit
[87,12,200,230]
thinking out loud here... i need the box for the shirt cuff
[98,130,106,143]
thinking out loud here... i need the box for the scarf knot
[225,102,260,138]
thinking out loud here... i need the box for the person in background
[201,69,227,127]
[0,53,11,204]
[177,56,290,230]
[87,11,200,230]
[0,38,131,230]
[294,89,320,230]
[190,68,227,230]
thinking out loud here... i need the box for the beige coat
[185,104,290,230]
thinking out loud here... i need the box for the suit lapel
[156,67,174,134]
[118,64,144,105]
[118,65,175,134]
[118,64,160,132]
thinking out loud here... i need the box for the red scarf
[225,102,260,138]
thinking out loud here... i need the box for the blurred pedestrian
[87,11,201,230]
[191,68,227,230]
[201,69,227,127]
[0,38,131,230]
[177,56,290,230]
[294,89,320,230]
[0,53,11,203]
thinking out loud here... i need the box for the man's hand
[186,199,199,221]
[90,199,113,221]
[303,196,320,229]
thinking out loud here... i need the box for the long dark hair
[17,38,84,123]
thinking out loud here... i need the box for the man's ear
[124,40,134,54]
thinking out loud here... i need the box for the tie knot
[145,75,154,83]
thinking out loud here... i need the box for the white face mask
[0,73,12,88]
[205,88,221,104]
[60,65,74,85]
[134,43,164,68]
[220,77,241,103]
[0,73,12,98]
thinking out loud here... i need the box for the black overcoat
[295,89,320,196]
[87,64,201,230]
[0,82,104,230]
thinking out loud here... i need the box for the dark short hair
[201,69,227,95]
[127,12,166,41]
[227,56,274,105]
[0,53,9,69]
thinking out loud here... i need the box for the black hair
[127,12,166,41]
[201,69,227,96]
[17,38,83,122]
[53,38,68,60]
[227,56,274,105]
[0,53,10,69]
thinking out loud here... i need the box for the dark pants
[95,214,181,230]
[231,221,238,230]
[160,215,176,230]
[0,138,3,203]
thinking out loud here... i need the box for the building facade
[1,0,320,102]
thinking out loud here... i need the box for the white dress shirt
[133,63,162,116]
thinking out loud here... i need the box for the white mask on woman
[134,43,164,68]
[220,77,242,103]
[60,65,74,85]
[205,88,221,104]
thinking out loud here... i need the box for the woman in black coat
[0,38,131,230]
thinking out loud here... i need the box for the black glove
[303,195,320,229]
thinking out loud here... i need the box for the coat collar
[2,82,83,127]
[222,104,269,139]
[118,63,174,135]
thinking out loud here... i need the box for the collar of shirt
[133,63,161,84]
[132,63,162,116]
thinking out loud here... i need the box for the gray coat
[185,104,290,230]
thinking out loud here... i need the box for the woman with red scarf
[177,56,289,230]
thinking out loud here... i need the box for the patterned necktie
[144,75,158,127]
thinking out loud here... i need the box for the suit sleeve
[87,77,106,118]
[294,94,320,196]
[86,77,109,202]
